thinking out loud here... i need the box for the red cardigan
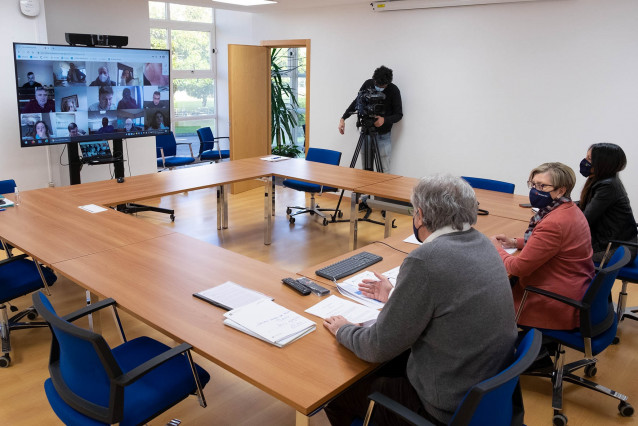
[496,203,595,330]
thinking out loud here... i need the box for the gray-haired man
[324,174,518,425]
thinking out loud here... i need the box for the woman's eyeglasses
[527,181,555,191]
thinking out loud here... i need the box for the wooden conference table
[0,158,532,425]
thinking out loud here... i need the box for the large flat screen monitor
[13,43,171,147]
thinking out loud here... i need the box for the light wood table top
[57,158,274,206]
[52,232,377,416]
[298,214,529,287]
[269,158,401,191]
[0,189,173,265]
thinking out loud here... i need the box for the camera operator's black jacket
[342,79,403,135]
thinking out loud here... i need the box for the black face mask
[579,158,592,177]
[412,215,424,243]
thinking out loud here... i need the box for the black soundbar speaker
[65,33,128,47]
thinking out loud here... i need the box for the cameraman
[338,65,403,174]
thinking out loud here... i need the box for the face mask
[99,74,108,82]
[529,188,553,209]
[579,158,592,177]
[374,85,385,92]
[412,215,424,243]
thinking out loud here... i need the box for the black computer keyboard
[315,251,383,281]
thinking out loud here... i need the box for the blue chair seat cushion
[618,257,638,282]
[539,320,618,356]
[158,157,196,168]
[46,336,210,426]
[0,259,56,303]
[282,179,337,193]
[201,149,230,161]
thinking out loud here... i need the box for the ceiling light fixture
[213,0,277,6]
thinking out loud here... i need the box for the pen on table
[0,208,5,212]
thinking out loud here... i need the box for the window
[150,2,217,155]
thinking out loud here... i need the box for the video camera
[355,87,386,129]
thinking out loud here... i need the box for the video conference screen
[13,43,171,147]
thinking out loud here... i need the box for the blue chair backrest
[0,179,16,194]
[583,245,631,336]
[450,329,542,426]
[305,147,341,166]
[156,133,178,158]
[196,127,215,154]
[462,177,515,194]
[33,292,123,423]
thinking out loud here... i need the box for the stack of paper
[305,295,379,327]
[223,299,316,347]
[336,268,399,310]
[0,196,15,207]
[260,155,290,162]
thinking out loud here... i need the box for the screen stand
[68,143,82,185]
[68,139,125,185]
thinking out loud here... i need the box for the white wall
[250,0,638,204]
[42,0,157,186]
[0,3,50,190]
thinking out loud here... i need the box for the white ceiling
[185,0,371,13]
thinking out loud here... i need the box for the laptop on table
[80,141,116,164]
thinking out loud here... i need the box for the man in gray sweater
[324,175,518,425]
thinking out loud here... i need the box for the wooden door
[228,44,271,193]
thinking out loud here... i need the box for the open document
[223,299,316,347]
[336,267,399,310]
[193,281,272,311]
[305,295,379,327]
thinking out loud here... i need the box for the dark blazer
[582,176,637,253]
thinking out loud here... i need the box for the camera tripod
[331,124,395,228]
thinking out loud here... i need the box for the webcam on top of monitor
[65,33,128,48]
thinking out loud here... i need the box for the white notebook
[223,299,316,347]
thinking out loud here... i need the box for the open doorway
[261,39,310,158]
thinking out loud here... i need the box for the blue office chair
[0,179,17,254]
[196,127,230,162]
[282,148,342,226]
[0,251,57,367]
[33,292,210,425]
[461,176,515,194]
[360,329,542,426]
[156,132,196,170]
[597,232,638,341]
[520,246,634,426]
[0,179,16,194]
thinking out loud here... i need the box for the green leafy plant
[271,48,302,158]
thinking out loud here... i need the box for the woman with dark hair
[579,143,637,261]
[33,120,50,141]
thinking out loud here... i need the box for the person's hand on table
[490,234,517,250]
[324,315,354,336]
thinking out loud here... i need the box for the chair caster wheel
[619,401,634,417]
[286,208,292,215]
[322,218,329,226]
[309,211,315,216]
[289,217,295,224]
[0,354,11,368]
[552,413,567,426]
[613,336,620,344]
[338,211,343,218]
[27,310,38,321]
[584,364,597,377]
[170,214,175,222]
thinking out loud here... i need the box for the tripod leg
[351,133,366,168]
[370,133,384,174]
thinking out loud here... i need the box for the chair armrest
[0,253,29,266]
[114,342,193,387]
[62,298,118,322]
[609,239,638,249]
[524,286,587,310]
[176,142,194,157]
[216,136,229,140]
[366,392,435,426]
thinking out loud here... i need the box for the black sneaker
[359,201,369,212]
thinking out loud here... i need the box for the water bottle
[14,187,20,206]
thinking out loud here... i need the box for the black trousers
[324,352,446,426]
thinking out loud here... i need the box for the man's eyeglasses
[527,181,555,192]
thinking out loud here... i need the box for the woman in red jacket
[491,162,595,330]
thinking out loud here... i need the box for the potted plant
[271,48,303,158]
